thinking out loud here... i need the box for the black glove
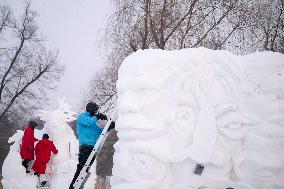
[95,113,108,120]
[108,121,115,131]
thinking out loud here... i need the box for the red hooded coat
[32,139,58,174]
[20,125,38,160]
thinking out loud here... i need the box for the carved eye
[217,111,243,129]
[226,122,242,130]
[177,107,195,120]
[175,107,196,130]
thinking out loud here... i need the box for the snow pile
[112,48,284,189]
[1,98,96,189]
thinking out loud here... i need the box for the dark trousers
[22,159,32,172]
[69,145,96,189]
[22,159,31,169]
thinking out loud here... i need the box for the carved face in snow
[116,52,174,139]
[235,70,284,188]
[111,137,173,189]
[116,77,173,139]
[114,51,176,188]
[113,49,284,189]
[237,134,284,188]
[168,54,251,164]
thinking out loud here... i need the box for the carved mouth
[116,114,167,139]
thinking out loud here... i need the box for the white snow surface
[112,48,284,189]
[1,98,97,189]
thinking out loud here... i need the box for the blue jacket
[77,112,103,146]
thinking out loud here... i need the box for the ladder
[73,108,118,189]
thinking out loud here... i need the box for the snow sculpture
[38,98,77,165]
[234,53,284,189]
[1,98,79,189]
[113,50,179,188]
[37,98,78,188]
[112,48,284,189]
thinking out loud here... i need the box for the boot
[41,181,47,187]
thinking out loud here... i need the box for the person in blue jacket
[69,102,115,189]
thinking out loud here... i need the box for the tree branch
[0,64,49,120]
[193,0,238,47]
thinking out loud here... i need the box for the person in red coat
[32,133,58,187]
[20,120,39,173]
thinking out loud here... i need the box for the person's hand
[108,121,115,131]
[96,113,108,120]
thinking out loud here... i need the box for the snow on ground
[1,98,97,189]
[112,48,284,189]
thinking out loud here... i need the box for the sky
[3,0,112,111]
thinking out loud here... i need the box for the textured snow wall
[111,48,284,189]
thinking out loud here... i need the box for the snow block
[111,48,284,189]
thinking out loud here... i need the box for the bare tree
[83,0,284,111]
[219,0,284,54]
[83,0,244,110]
[0,5,12,34]
[253,0,284,52]
[0,2,64,123]
[82,53,119,114]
